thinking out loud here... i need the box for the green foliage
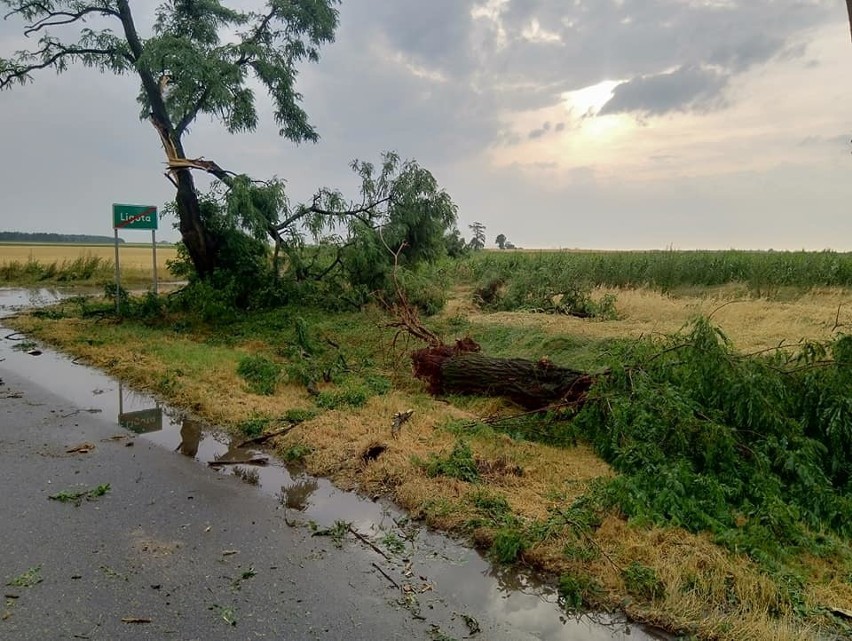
[622,562,665,601]
[469,490,514,525]
[48,483,111,507]
[490,528,527,563]
[282,408,317,423]
[238,415,272,437]
[381,533,407,555]
[573,317,852,562]
[557,574,603,612]
[314,384,369,409]
[312,520,350,548]
[474,269,618,319]
[236,354,281,395]
[6,565,42,588]
[282,443,313,463]
[423,440,480,483]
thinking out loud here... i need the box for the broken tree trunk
[411,339,595,410]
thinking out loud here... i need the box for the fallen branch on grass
[235,424,298,448]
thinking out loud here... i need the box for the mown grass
[6,287,852,641]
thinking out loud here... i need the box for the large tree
[0,0,339,277]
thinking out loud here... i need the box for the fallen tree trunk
[412,339,595,410]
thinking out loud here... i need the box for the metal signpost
[112,203,159,312]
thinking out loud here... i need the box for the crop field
[0,243,179,284]
[460,248,852,294]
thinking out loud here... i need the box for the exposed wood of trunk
[117,0,219,279]
[411,340,595,410]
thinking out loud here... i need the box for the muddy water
[0,288,668,641]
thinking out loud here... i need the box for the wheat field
[0,243,178,272]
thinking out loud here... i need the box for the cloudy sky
[2,0,852,249]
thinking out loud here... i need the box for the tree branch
[0,42,126,89]
[175,86,211,137]
[21,6,120,36]
[235,7,277,66]
[274,195,393,232]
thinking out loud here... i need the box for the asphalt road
[0,367,447,641]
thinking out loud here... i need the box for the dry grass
[7,287,852,641]
[0,243,178,275]
[461,286,852,352]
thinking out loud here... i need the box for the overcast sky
[2,0,852,249]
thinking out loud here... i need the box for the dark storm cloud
[0,0,844,243]
[447,0,830,114]
[599,65,728,116]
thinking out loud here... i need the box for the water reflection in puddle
[0,288,668,641]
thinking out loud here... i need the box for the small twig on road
[371,562,400,591]
[349,525,391,561]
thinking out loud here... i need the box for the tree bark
[173,166,219,278]
[116,0,220,279]
[411,340,595,410]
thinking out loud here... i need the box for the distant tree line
[0,231,124,244]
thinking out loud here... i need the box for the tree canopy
[1,1,461,300]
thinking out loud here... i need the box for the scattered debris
[209,604,237,626]
[372,562,400,590]
[100,566,127,581]
[311,520,350,548]
[6,566,42,588]
[230,567,257,591]
[101,434,131,442]
[60,408,103,419]
[65,442,96,454]
[456,612,481,635]
[391,409,414,438]
[349,525,391,561]
[49,484,110,507]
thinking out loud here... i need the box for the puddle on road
[0,288,669,641]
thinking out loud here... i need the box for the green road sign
[119,408,163,434]
[113,203,158,230]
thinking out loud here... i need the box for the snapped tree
[0,1,460,286]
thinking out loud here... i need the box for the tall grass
[0,255,113,284]
[458,249,852,294]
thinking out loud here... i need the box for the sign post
[112,204,159,312]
